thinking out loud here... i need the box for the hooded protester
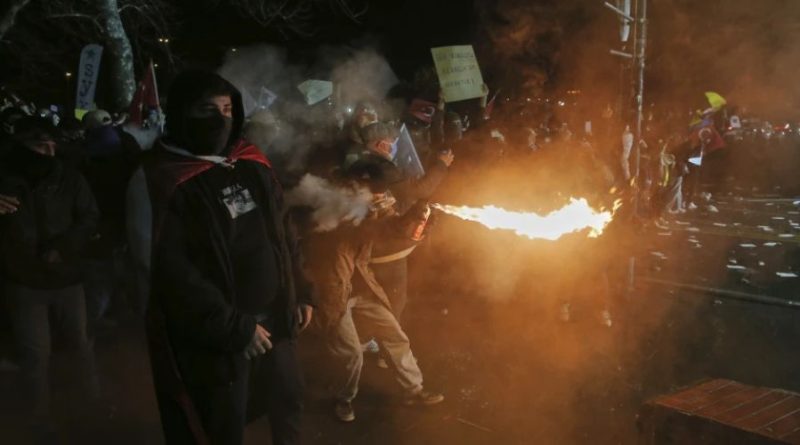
[129,70,314,445]
[0,116,100,430]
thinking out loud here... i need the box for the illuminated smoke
[284,174,373,232]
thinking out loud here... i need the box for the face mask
[14,146,56,182]
[184,114,233,155]
[367,138,396,160]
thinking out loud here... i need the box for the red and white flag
[128,61,160,126]
[483,89,500,120]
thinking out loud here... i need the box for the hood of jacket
[164,70,245,155]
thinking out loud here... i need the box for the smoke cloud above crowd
[218,44,398,173]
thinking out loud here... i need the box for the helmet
[82,109,112,129]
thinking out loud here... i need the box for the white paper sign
[431,45,484,103]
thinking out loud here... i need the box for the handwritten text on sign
[431,45,484,103]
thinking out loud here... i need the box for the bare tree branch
[0,0,32,41]
[332,0,368,23]
[222,0,370,39]
[46,13,105,32]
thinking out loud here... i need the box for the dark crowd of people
[0,61,734,444]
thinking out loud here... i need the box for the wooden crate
[639,379,800,444]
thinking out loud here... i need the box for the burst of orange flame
[432,198,618,241]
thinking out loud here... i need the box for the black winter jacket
[0,152,98,289]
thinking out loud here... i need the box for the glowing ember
[431,198,617,241]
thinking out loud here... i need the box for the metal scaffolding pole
[633,0,648,181]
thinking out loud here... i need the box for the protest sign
[431,45,484,103]
[75,44,103,119]
[258,87,278,109]
[297,80,333,106]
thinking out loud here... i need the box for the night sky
[171,0,478,79]
[3,0,800,118]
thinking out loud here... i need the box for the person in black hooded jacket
[134,70,314,445]
[0,116,100,428]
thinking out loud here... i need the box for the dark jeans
[157,339,304,445]
[7,283,99,418]
[372,258,408,321]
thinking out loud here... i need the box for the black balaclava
[11,146,56,183]
[9,117,59,183]
[183,113,233,155]
[164,70,245,156]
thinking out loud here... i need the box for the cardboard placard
[431,45,484,103]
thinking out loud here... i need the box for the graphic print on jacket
[220,183,257,219]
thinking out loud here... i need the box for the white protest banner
[75,44,103,119]
[297,80,333,106]
[430,45,484,103]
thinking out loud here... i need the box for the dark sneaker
[335,401,355,422]
[404,390,444,406]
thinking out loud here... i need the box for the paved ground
[1,139,799,444]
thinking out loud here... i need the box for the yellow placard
[431,45,484,103]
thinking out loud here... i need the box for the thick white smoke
[217,44,399,173]
[328,46,399,107]
[284,174,373,232]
